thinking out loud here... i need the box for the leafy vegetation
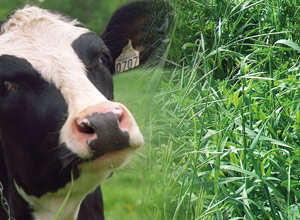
[138,0,300,219]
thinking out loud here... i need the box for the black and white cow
[0,1,168,219]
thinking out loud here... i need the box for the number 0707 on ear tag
[115,40,140,73]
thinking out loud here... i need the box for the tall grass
[140,0,300,219]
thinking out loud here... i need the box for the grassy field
[106,0,300,219]
[102,69,153,220]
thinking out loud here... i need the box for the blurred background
[0,0,130,34]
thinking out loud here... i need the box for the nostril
[77,119,95,134]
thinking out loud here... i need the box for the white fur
[0,6,107,111]
[0,6,109,156]
[15,148,133,220]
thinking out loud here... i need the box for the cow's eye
[99,54,110,65]
[1,81,19,94]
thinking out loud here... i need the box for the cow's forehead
[0,6,89,80]
[0,5,83,34]
[0,6,107,113]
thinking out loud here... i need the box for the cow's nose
[72,102,141,158]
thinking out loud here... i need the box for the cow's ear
[101,1,171,73]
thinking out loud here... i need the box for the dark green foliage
[169,0,300,79]
[143,0,300,219]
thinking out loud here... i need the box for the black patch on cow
[72,32,114,100]
[77,187,105,220]
[85,112,130,159]
[0,143,11,220]
[101,1,150,61]
[0,55,82,199]
[101,1,172,68]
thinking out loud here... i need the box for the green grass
[102,69,154,220]
[107,0,300,219]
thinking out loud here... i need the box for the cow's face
[0,5,144,216]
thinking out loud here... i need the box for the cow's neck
[31,194,82,220]
[14,169,109,220]
[15,181,83,220]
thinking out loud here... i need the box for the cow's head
[0,2,169,219]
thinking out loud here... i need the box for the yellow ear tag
[115,40,140,73]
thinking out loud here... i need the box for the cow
[0,1,169,219]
